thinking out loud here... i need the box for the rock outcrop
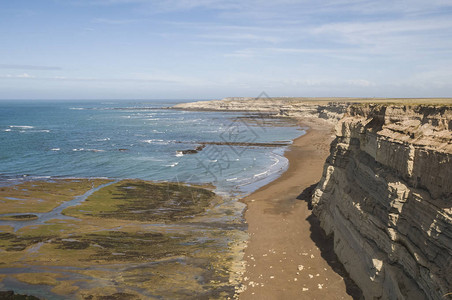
[312,104,452,299]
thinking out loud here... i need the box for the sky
[1,0,452,100]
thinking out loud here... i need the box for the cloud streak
[0,64,62,71]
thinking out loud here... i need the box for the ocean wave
[141,139,172,145]
[165,162,179,167]
[72,148,105,152]
[9,125,34,129]
[142,139,164,143]
[3,129,11,132]
[87,149,105,152]
[253,171,269,178]
[96,137,110,141]
[175,152,184,157]
[51,148,60,151]
[69,107,85,110]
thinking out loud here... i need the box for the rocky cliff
[173,97,349,124]
[312,104,452,299]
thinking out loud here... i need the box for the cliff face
[173,98,348,124]
[312,105,452,299]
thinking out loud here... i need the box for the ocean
[0,100,305,196]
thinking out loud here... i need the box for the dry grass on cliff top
[245,97,452,105]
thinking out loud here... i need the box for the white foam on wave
[51,148,60,151]
[96,137,110,141]
[73,148,105,152]
[9,125,34,129]
[175,152,184,157]
[4,129,11,132]
[142,139,164,143]
[225,148,289,195]
[87,149,105,152]
[69,107,85,110]
[141,139,172,145]
[253,171,269,178]
[165,162,179,167]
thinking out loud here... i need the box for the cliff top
[174,97,452,108]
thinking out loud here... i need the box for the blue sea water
[0,100,304,195]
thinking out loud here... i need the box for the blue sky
[1,0,452,100]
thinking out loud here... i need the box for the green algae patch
[14,273,60,286]
[0,179,246,299]
[63,180,216,222]
[50,280,80,296]
[0,179,112,214]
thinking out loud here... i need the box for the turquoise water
[0,100,304,195]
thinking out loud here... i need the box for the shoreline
[238,119,360,299]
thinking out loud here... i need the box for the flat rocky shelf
[0,178,246,299]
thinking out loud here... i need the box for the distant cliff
[173,97,349,123]
[312,104,452,299]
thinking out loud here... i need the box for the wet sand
[239,119,359,299]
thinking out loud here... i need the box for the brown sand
[239,119,360,299]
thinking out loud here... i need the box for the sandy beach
[239,119,360,299]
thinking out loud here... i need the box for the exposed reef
[0,179,247,299]
[311,104,452,299]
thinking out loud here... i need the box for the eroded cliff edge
[173,97,349,124]
[312,104,452,299]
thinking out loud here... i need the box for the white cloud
[0,73,35,79]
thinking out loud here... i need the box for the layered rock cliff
[312,104,452,299]
[173,97,349,124]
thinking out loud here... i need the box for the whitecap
[69,107,85,110]
[142,139,164,143]
[175,152,184,157]
[165,162,179,167]
[4,129,11,132]
[226,177,237,182]
[72,148,84,151]
[9,125,34,129]
[51,148,60,151]
[86,149,105,152]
